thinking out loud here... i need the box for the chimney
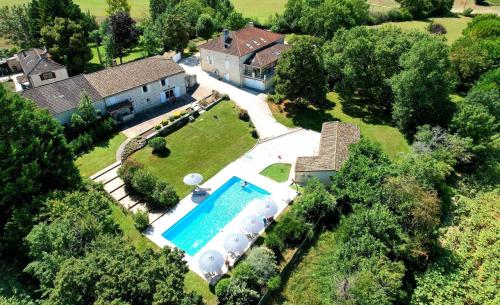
[223,29,230,48]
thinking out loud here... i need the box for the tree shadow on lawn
[340,96,393,126]
[152,147,171,158]
[280,102,338,132]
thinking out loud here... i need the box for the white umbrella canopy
[198,250,224,273]
[183,173,203,186]
[254,197,278,219]
[240,216,265,234]
[223,233,249,253]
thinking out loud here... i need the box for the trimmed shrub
[154,124,161,130]
[148,137,166,154]
[132,210,149,231]
[428,22,447,35]
[168,116,176,122]
[463,8,473,17]
[151,181,179,210]
[238,109,250,121]
[161,120,169,126]
[118,159,143,186]
[131,169,157,197]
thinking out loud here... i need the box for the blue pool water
[162,176,270,256]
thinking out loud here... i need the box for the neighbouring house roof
[17,48,65,76]
[245,44,290,68]
[22,75,102,116]
[295,122,361,172]
[84,56,185,98]
[199,25,284,57]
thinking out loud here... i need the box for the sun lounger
[193,187,211,196]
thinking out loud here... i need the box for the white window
[225,60,230,69]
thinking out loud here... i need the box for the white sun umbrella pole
[240,216,265,238]
[198,250,224,275]
[183,173,203,188]
[223,233,250,254]
[254,197,279,219]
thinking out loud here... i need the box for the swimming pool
[162,176,271,256]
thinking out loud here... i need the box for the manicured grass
[75,132,127,177]
[185,272,217,305]
[87,44,145,73]
[132,101,257,198]
[0,0,149,21]
[271,230,337,305]
[232,0,286,21]
[269,93,410,161]
[372,16,472,45]
[260,163,292,183]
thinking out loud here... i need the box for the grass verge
[260,163,292,183]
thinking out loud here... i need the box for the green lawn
[271,230,338,305]
[232,0,286,21]
[132,101,257,198]
[75,132,127,177]
[260,163,292,183]
[372,16,472,45]
[269,93,410,161]
[87,44,145,73]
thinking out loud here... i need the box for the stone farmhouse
[199,24,289,91]
[295,122,361,184]
[23,56,195,124]
[5,48,70,89]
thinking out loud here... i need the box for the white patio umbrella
[198,250,224,273]
[223,233,249,254]
[183,173,203,186]
[240,216,265,234]
[254,197,278,219]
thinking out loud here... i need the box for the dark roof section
[296,122,361,172]
[246,44,290,68]
[85,56,185,98]
[22,75,102,115]
[199,25,284,57]
[17,48,65,76]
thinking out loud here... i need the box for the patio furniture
[192,187,211,196]
[252,197,278,220]
[198,250,225,276]
[240,216,265,238]
[223,233,249,256]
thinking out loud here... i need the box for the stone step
[103,177,124,193]
[90,161,121,180]
[110,185,127,201]
[148,210,167,224]
[119,195,140,209]
[94,166,119,184]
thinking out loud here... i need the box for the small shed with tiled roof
[295,122,360,184]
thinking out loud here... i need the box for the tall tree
[106,0,131,16]
[224,11,247,30]
[390,36,455,138]
[274,35,327,105]
[0,85,79,256]
[28,0,84,39]
[196,14,215,41]
[141,18,164,56]
[107,12,140,64]
[0,5,36,49]
[149,0,178,20]
[40,17,92,74]
[396,0,453,18]
[157,13,191,52]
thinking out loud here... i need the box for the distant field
[232,0,286,21]
[372,16,472,45]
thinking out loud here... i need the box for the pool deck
[145,128,321,281]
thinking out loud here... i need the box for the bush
[188,41,198,53]
[118,159,143,186]
[151,181,179,210]
[131,169,157,197]
[232,262,257,288]
[251,129,258,138]
[273,211,312,247]
[69,133,93,154]
[154,125,161,130]
[173,111,182,119]
[132,210,149,231]
[215,278,231,298]
[245,246,279,287]
[168,116,176,122]
[148,137,166,154]
[267,275,281,293]
[216,278,259,305]
[428,22,447,35]
[161,120,169,126]
[463,8,473,17]
[264,232,285,257]
[238,109,250,121]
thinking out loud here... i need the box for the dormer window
[40,72,56,81]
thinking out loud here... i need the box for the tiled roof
[199,25,284,57]
[246,44,290,68]
[296,122,360,172]
[84,56,185,98]
[22,75,102,115]
[17,48,65,76]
